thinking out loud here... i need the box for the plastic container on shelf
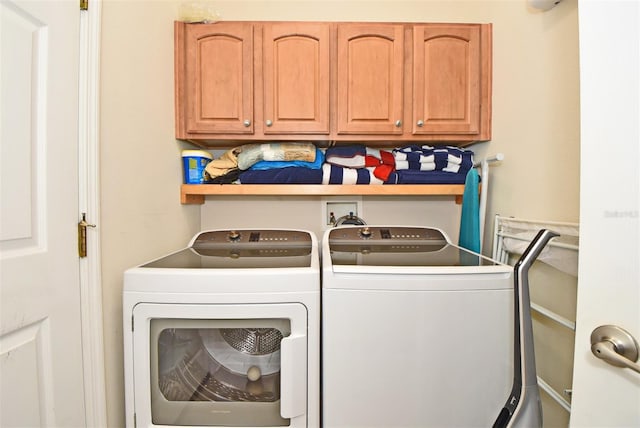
[182,150,213,184]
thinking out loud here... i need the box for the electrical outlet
[321,197,363,229]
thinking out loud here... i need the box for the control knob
[228,230,241,241]
[359,227,372,238]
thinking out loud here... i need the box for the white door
[570,1,640,426]
[0,0,86,426]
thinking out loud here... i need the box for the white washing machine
[322,226,514,428]
[123,229,320,428]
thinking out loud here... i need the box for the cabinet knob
[243,119,251,127]
[395,120,402,127]
[416,120,424,127]
[265,120,273,127]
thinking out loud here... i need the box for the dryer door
[131,303,308,427]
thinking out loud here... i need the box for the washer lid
[141,229,314,269]
[328,226,499,268]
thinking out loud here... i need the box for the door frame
[78,1,107,425]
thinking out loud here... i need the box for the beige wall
[100,2,200,427]
[100,1,579,426]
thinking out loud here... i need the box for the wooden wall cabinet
[336,24,405,135]
[412,24,491,139]
[176,21,331,140]
[262,23,331,134]
[176,22,254,136]
[175,21,492,145]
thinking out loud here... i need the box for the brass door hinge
[78,213,96,257]
[80,0,88,11]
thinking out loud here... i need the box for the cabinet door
[263,23,330,134]
[413,25,481,135]
[184,23,254,134]
[336,24,404,135]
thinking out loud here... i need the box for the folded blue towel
[239,167,323,184]
[385,170,469,184]
[458,168,480,253]
[324,145,367,168]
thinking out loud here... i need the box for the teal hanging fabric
[458,168,481,253]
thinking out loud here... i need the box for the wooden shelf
[181,184,467,204]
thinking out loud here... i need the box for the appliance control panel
[192,229,312,248]
[328,226,447,245]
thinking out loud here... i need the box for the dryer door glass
[150,318,291,427]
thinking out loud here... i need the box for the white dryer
[322,226,514,428]
[123,229,320,428]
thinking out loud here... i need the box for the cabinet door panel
[185,23,253,134]
[263,23,330,134]
[413,25,480,135]
[337,24,404,135]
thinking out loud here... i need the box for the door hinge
[80,0,88,11]
[78,213,96,258]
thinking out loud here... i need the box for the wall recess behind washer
[320,197,363,229]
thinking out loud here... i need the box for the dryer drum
[220,328,283,355]
[159,347,280,402]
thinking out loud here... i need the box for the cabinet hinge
[131,315,135,332]
[80,0,88,11]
